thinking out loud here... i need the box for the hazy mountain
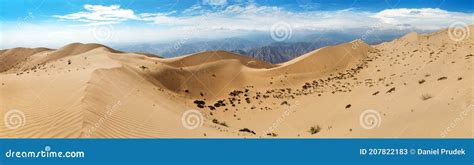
[232,40,346,64]
[115,36,275,58]
[114,31,402,63]
[230,32,405,63]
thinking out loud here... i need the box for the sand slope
[1,25,472,138]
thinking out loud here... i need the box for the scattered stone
[437,76,447,81]
[266,133,278,137]
[193,100,206,108]
[345,104,351,109]
[308,125,321,134]
[386,87,395,93]
[239,128,256,135]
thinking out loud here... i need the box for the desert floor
[1,26,473,138]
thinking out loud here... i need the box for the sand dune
[275,39,373,74]
[0,47,51,72]
[164,50,275,68]
[1,25,472,138]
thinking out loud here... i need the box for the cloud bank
[2,3,473,48]
[54,4,139,26]
[53,4,473,31]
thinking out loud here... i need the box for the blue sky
[2,0,473,19]
[1,0,473,48]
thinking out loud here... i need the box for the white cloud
[372,8,474,30]
[140,5,375,31]
[2,4,473,48]
[182,4,205,15]
[53,4,474,31]
[54,4,138,25]
[139,5,473,32]
[202,0,228,6]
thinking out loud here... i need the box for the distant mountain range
[231,41,345,64]
[114,32,404,64]
[115,37,275,58]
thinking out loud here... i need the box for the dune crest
[0,47,52,72]
[274,39,373,75]
[163,50,275,68]
[400,32,419,42]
